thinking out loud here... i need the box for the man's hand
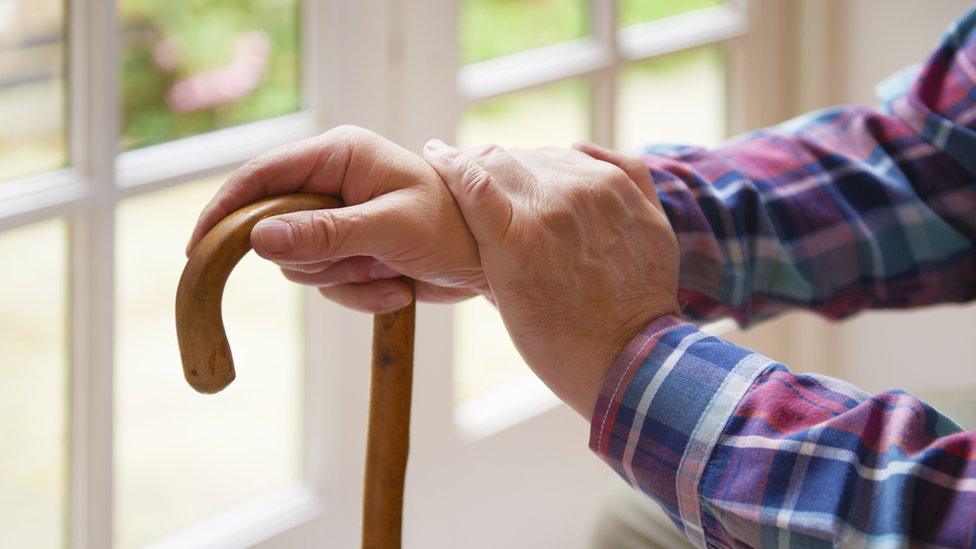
[423,140,680,418]
[187,125,486,312]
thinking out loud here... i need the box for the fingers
[187,125,409,256]
[422,139,518,246]
[250,192,411,264]
[572,142,662,210]
[281,256,399,287]
[317,278,413,314]
[187,131,351,255]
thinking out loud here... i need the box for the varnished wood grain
[176,193,415,548]
[363,284,415,549]
[176,193,341,394]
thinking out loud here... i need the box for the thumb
[251,193,407,263]
[422,139,514,247]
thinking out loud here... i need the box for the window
[1,0,320,547]
[0,0,791,546]
[451,0,741,437]
[0,219,68,548]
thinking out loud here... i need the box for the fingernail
[380,291,411,311]
[369,263,400,279]
[425,138,460,160]
[254,219,294,253]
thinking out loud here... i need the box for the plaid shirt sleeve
[640,10,976,326]
[590,8,976,548]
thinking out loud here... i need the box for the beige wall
[840,0,971,105]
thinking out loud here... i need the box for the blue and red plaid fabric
[590,8,976,547]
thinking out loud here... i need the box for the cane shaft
[363,289,415,549]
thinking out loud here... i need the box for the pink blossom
[165,31,271,114]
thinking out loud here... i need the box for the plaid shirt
[591,8,976,548]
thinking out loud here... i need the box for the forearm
[591,316,976,546]
[643,106,976,325]
[639,8,976,325]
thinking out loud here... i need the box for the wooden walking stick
[176,193,414,549]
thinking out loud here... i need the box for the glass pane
[460,0,587,64]
[0,219,68,548]
[119,0,300,150]
[616,47,726,152]
[115,176,303,547]
[454,79,588,404]
[619,0,723,27]
[0,0,67,181]
[458,79,589,149]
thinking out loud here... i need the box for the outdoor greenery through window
[460,0,587,64]
[0,0,67,181]
[119,0,301,150]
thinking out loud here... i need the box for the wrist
[580,305,682,419]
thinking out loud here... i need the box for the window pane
[458,79,589,149]
[115,176,303,547]
[460,0,587,64]
[119,0,300,150]
[0,219,68,548]
[619,0,723,27]
[454,79,588,404]
[616,47,726,152]
[0,1,67,181]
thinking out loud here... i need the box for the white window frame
[0,0,801,547]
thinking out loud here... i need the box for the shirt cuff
[589,315,774,545]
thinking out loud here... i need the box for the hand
[423,140,680,418]
[187,125,486,312]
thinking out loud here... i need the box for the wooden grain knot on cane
[176,193,415,549]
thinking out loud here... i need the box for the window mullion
[68,0,120,547]
[588,0,618,147]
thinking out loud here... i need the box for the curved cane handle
[176,193,415,548]
[176,193,341,393]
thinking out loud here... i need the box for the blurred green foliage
[116,0,720,150]
[460,0,587,64]
[119,0,299,150]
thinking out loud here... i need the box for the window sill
[454,374,563,442]
[145,482,323,549]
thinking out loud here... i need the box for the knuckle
[307,211,343,256]
[536,201,580,236]
[472,142,504,160]
[238,155,268,181]
[329,124,367,140]
[459,162,494,198]
[623,157,646,176]
[599,163,633,188]
[328,124,377,149]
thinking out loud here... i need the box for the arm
[418,136,976,545]
[643,8,976,325]
[591,317,975,546]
